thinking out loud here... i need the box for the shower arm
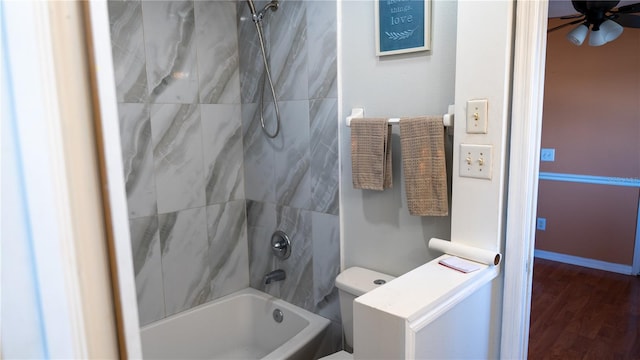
[249,0,279,24]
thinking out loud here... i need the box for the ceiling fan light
[588,29,607,46]
[566,24,588,46]
[600,19,624,42]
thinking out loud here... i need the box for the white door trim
[500,0,549,358]
[83,1,143,358]
[3,0,142,357]
[3,1,89,356]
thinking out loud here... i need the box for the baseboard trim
[534,250,634,275]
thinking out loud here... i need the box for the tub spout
[264,269,286,284]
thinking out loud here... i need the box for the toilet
[320,267,396,359]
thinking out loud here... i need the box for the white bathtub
[140,288,330,359]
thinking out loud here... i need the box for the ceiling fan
[548,1,640,46]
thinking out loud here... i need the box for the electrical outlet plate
[540,148,555,162]
[466,99,488,134]
[536,217,546,231]
[460,144,493,179]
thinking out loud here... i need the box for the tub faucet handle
[271,231,291,260]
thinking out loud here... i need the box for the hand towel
[351,118,392,190]
[399,116,448,216]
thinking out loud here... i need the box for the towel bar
[345,106,455,127]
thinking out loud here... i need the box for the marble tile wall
[110,1,340,353]
[238,0,341,355]
[246,201,341,354]
[237,0,339,213]
[109,0,248,326]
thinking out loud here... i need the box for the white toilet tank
[335,267,395,351]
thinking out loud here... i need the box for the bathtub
[140,288,330,359]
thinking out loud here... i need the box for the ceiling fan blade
[615,13,640,27]
[613,2,640,13]
[547,18,586,33]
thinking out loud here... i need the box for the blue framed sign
[375,0,431,56]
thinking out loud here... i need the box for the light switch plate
[460,144,493,179]
[466,99,488,134]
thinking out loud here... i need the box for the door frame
[2,0,138,357]
[500,0,549,358]
[83,1,143,358]
[83,0,553,357]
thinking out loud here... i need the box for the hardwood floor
[528,258,640,359]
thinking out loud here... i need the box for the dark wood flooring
[528,258,640,359]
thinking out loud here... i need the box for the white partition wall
[342,0,516,356]
[353,258,499,359]
[412,282,494,359]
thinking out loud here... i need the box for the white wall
[339,0,458,276]
[450,1,514,353]
[450,1,513,253]
[2,45,48,358]
[2,1,123,357]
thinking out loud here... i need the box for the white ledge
[355,255,499,326]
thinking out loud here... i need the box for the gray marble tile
[201,104,245,205]
[237,1,269,104]
[195,1,241,104]
[310,99,339,215]
[247,224,279,298]
[159,207,210,316]
[315,287,341,324]
[245,200,277,293]
[246,200,277,228]
[129,215,165,325]
[276,205,313,311]
[142,0,199,103]
[275,100,311,210]
[306,0,337,100]
[269,0,309,101]
[108,0,148,103]
[204,200,250,301]
[150,103,205,214]
[117,103,157,218]
[311,212,340,307]
[241,103,276,202]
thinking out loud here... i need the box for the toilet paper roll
[428,238,502,266]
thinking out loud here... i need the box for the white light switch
[466,99,488,134]
[460,144,493,179]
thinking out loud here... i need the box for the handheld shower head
[245,0,283,138]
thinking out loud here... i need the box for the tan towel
[351,118,392,190]
[399,116,448,216]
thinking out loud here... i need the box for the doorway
[528,5,640,359]
[501,1,640,357]
[534,15,640,275]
